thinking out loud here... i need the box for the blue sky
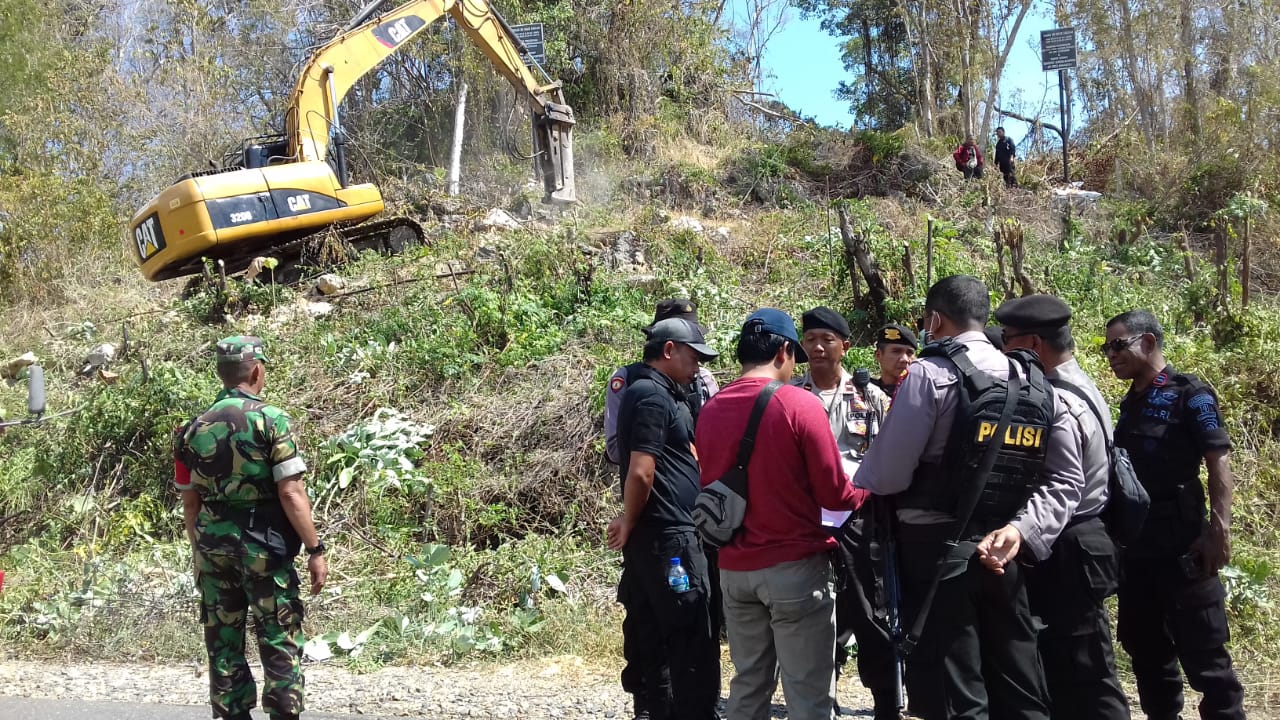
[745,1,1068,141]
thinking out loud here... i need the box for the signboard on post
[510,22,546,66]
[1040,28,1077,71]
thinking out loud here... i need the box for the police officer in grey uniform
[851,275,1087,720]
[995,295,1130,720]
[793,307,890,471]
[605,299,718,466]
[791,307,895,718]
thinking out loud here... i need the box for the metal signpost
[510,22,546,66]
[1041,28,1077,182]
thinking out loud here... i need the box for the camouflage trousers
[197,549,306,719]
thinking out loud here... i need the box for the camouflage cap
[215,335,268,364]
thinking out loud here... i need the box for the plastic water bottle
[667,557,690,593]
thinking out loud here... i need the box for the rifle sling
[901,358,1021,655]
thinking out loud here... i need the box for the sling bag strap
[902,356,1022,655]
[735,380,784,472]
[1048,378,1113,452]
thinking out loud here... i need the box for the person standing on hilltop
[994,127,1018,187]
[174,336,327,720]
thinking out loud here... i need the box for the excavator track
[179,216,425,289]
[279,216,426,284]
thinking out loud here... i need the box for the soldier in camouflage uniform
[175,335,327,720]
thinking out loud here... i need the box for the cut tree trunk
[448,80,468,197]
[836,205,888,323]
[995,220,1035,299]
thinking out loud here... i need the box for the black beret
[994,294,1072,330]
[801,306,851,338]
[876,324,918,348]
[652,298,699,325]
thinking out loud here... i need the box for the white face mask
[920,312,938,345]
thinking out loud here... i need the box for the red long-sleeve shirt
[695,376,866,571]
[953,143,984,169]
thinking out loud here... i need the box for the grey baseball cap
[645,318,718,361]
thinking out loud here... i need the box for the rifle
[873,495,906,714]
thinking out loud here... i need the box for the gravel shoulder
[0,655,878,718]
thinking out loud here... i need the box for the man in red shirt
[695,308,867,720]
[953,135,985,179]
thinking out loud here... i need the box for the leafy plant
[317,408,436,508]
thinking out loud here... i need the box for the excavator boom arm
[285,0,574,202]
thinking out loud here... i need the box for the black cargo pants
[897,523,1050,720]
[618,526,721,720]
[1118,554,1245,720]
[831,517,900,718]
[1025,517,1129,720]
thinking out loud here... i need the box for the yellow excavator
[129,0,575,282]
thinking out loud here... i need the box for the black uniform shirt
[617,364,701,530]
[1116,365,1231,481]
[870,377,899,399]
[995,136,1016,164]
[1115,365,1231,553]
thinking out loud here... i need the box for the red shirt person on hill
[953,136,985,180]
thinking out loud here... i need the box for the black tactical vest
[898,340,1056,536]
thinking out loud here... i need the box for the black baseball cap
[645,318,718,360]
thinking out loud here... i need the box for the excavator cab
[241,136,291,170]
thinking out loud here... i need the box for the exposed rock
[314,274,346,296]
[426,197,464,217]
[2,351,37,380]
[79,343,115,377]
[303,301,334,318]
[605,231,646,272]
[667,216,704,234]
[474,208,521,232]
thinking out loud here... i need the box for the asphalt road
[0,697,402,720]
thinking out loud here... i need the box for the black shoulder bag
[692,380,783,548]
[1049,378,1150,547]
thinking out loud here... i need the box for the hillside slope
[0,135,1277,709]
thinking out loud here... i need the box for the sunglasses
[1099,335,1143,355]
